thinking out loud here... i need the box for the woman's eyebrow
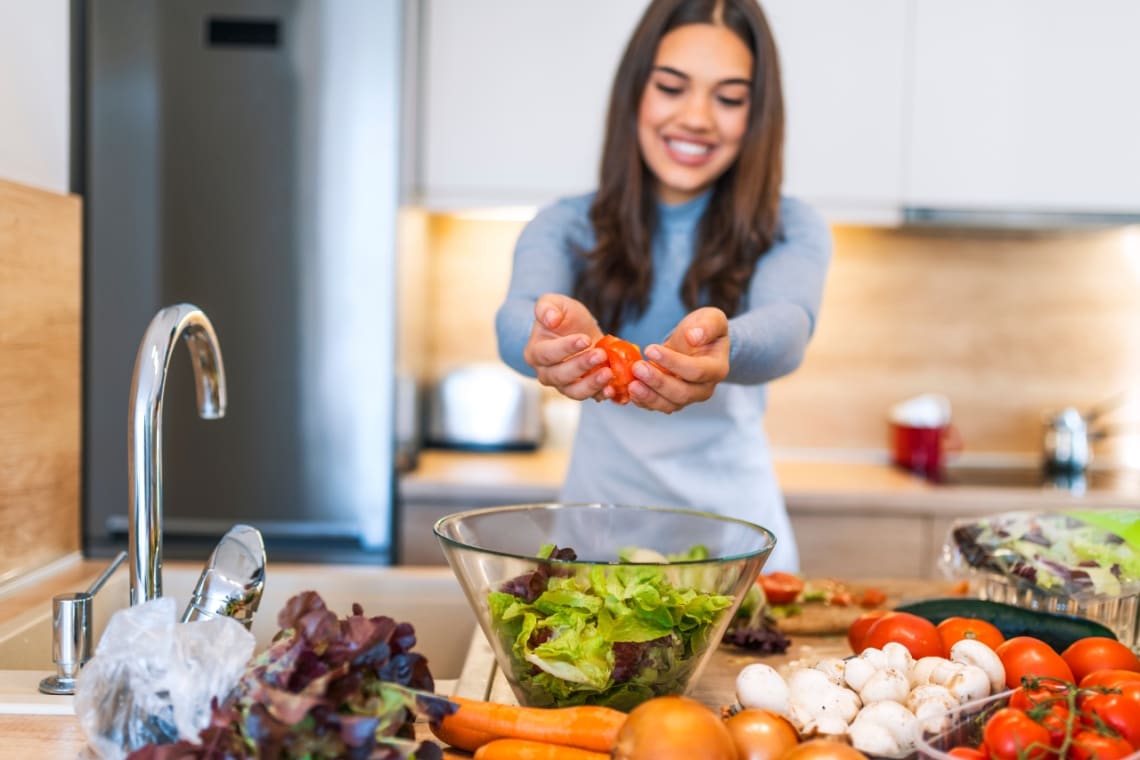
[652,65,751,87]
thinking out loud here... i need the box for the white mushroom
[907,684,958,733]
[787,668,861,730]
[844,652,881,692]
[814,657,848,687]
[858,667,910,704]
[950,639,1006,694]
[849,701,920,757]
[848,720,901,757]
[882,641,915,676]
[794,712,852,739]
[735,662,790,716]
[910,656,950,687]
[932,662,991,704]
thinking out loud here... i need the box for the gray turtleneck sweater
[495,191,832,572]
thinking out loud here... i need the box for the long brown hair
[574,0,784,334]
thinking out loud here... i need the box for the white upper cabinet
[417,0,647,209]
[907,0,1140,213]
[763,0,909,224]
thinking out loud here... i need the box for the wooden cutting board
[0,179,82,581]
[774,578,964,636]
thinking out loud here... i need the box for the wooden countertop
[401,449,1140,514]
[4,578,949,756]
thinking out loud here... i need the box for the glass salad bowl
[434,502,776,711]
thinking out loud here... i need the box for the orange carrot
[473,738,609,760]
[436,695,627,753]
[430,717,498,752]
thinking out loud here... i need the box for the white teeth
[667,138,711,156]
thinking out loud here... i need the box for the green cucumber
[895,597,1118,653]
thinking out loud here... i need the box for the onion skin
[612,696,737,760]
[724,709,800,760]
[783,739,870,760]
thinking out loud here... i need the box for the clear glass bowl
[433,502,776,711]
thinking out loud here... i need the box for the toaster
[425,363,544,450]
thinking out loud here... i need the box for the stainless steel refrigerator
[81,0,414,563]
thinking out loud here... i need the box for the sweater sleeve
[725,197,833,385]
[495,197,593,378]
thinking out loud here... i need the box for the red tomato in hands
[595,335,641,404]
[994,636,1074,689]
[861,611,944,659]
[758,572,805,605]
[1061,636,1140,684]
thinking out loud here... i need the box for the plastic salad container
[940,510,1140,650]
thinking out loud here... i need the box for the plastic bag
[75,595,256,760]
[940,509,1140,600]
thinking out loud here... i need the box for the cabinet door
[419,0,646,208]
[763,0,909,223]
[908,0,1140,212]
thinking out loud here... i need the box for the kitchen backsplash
[402,210,1140,466]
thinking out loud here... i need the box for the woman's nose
[678,93,714,130]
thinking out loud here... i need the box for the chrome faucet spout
[128,304,227,605]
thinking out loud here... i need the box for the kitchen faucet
[128,304,227,604]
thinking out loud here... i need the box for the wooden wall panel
[0,179,81,583]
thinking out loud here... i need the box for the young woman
[494,0,832,572]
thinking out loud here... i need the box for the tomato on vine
[1068,729,1135,760]
[982,708,1053,760]
[1079,684,1140,747]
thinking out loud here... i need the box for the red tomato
[1068,729,1136,760]
[1080,683,1140,747]
[862,611,944,659]
[1035,707,1071,748]
[994,636,1075,689]
[858,587,886,608]
[1061,636,1140,684]
[595,335,641,404]
[1079,668,1140,690]
[936,616,1006,655]
[947,748,987,760]
[1007,680,1069,712]
[757,572,804,606]
[847,609,890,654]
[982,708,1053,760]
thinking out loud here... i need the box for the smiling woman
[495,0,832,574]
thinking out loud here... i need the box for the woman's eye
[654,82,683,96]
[717,95,747,107]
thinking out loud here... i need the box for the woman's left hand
[628,307,730,413]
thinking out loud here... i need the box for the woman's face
[637,23,754,205]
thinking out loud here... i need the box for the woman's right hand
[523,294,612,401]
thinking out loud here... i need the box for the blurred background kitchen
[2,1,1139,583]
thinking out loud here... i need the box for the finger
[528,334,594,368]
[630,361,688,408]
[627,378,680,413]
[558,365,613,401]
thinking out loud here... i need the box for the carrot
[436,695,627,753]
[473,738,610,760]
[430,717,498,752]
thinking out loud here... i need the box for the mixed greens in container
[486,543,735,711]
[944,510,1140,599]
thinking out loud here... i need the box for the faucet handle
[39,551,128,695]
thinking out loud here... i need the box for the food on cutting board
[736,573,889,638]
